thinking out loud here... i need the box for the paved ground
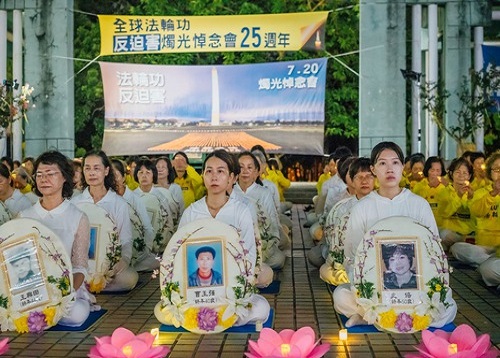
[1,202,499,357]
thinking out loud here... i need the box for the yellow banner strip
[98,12,329,55]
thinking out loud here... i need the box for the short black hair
[34,151,74,199]
[349,157,372,180]
[423,156,446,178]
[469,152,486,167]
[195,246,216,259]
[330,146,353,162]
[382,244,414,270]
[410,154,425,169]
[1,156,13,171]
[0,163,10,181]
[447,157,473,182]
[134,158,158,184]
[338,156,356,183]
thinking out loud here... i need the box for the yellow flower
[43,307,57,326]
[411,314,431,331]
[183,307,199,329]
[435,284,442,292]
[218,308,237,329]
[378,309,398,329]
[89,276,107,293]
[14,316,29,333]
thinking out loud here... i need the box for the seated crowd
[307,145,499,327]
[0,141,498,331]
[0,146,292,328]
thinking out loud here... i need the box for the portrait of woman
[381,243,418,290]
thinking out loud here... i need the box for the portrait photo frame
[376,237,422,307]
[1,236,50,312]
[184,237,227,305]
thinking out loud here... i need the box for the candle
[448,343,458,354]
[437,176,442,182]
[122,345,133,357]
[464,180,470,186]
[339,329,348,341]
[481,164,486,170]
[281,343,291,357]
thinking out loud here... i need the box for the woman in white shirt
[178,149,269,326]
[111,159,158,272]
[333,141,456,328]
[155,156,184,221]
[20,151,95,326]
[133,158,175,252]
[72,151,138,292]
[235,152,285,270]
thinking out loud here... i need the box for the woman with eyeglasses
[19,150,96,327]
[436,157,476,251]
[451,152,500,284]
[72,150,138,292]
[0,163,32,216]
[412,156,447,227]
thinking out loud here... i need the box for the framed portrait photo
[184,238,226,305]
[1,237,50,312]
[376,238,421,306]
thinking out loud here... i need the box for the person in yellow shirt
[266,158,291,205]
[125,156,140,190]
[316,162,332,195]
[12,167,33,194]
[407,154,426,189]
[450,152,499,280]
[399,155,412,188]
[412,156,447,227]
[437,157,475,250]
[172,151,205,208]
[469,152,491,191]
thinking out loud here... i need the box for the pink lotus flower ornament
[406,324,498,358]
[0,338,9,355]
[88,327,170,358]
[245,326,330,358]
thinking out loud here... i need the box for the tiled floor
[1,203,499,357]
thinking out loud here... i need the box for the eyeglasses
[35,171,61,180]
[353,173,374,181]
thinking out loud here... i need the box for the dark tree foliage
[74,0,359,155]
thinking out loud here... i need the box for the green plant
[420,66,500,153]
